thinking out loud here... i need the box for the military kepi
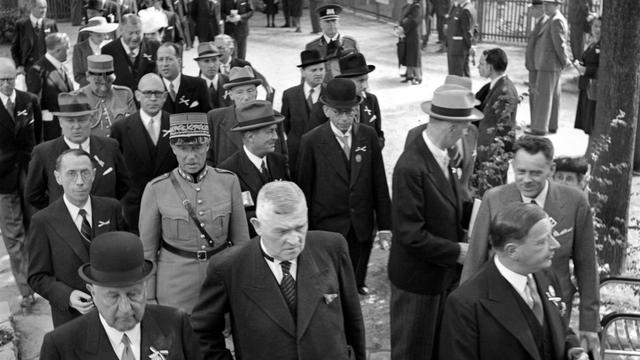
[169,113,210,139]
[87,54,114,74]
[317,4,342,20]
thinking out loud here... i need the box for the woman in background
[398,0,422,85]
[574,15,601,135]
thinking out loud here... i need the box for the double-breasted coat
[101,38,159,93]
[11,17,58,71]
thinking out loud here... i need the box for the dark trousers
[447,51,470,77]
[345,229,373,288]
[390,283,452,360]
[235,35,247,60]
[309,0,322,33]
[281,0,290,25]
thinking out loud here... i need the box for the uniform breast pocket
[160,206,197,241]
[207,201,232,244]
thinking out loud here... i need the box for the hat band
[58,103,93,113]
[430,104,472,117]
[170,123,210,138]
[197,50,220,58]
[341,66,370,75]
[227,76,257,84]
[236,115,277,129]
[89,265,146,284]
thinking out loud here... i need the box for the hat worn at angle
[169,113,210,139]
[335,53,375,78]
[87,54,114,73]
[52,92,98,117]
[317,4,342,20]
[231,100,284,132]
[222,66,263,90]
[80,16,119,33]
[194,42,222,61]
[421,84,485,122]
[298,49,327,68]
[319,78,363,109]
[78,232,156,288]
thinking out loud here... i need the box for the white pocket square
[102,167,113,176]
[28,119,34,125]
[189,100,199,108]
[97,220,111,228]
[323,293,338,304]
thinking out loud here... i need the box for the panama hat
[421,85,485,121]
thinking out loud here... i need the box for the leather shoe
[357,286,369,295]
[280,23,290,27]
[548,128,557,134]
[411,78,422,85]
[401,77,413,83]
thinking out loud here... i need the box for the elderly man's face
[543,3,557,16]
[0,62,17,97]
[136,76,166,116]
[121,22,142,50]
[59,115,92,144]
[509,218,560,273]
[553,171,582,189]
[301,63,325,88]
[320,18,339,38]
[216,42,234,61]
[157,45,181,81]
[88,72,115,97]
[323,106,357,133]
[246,124,279,157]
[89,283,146,332]
[198,57,221,80]
[171,139,210,174]
[229,84,257,105]
[54,153,95,206]
[31,0,47,19]
[252,202,308,261]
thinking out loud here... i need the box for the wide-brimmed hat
[319,78,362,109]
[231,100,284,132]
[139,9,168,34]
[297,49,327,68]
[421,84,485,121]
[78,232,156,288]
[169,113,210,139]
[222,66,263,90]
[194,42,222,61]
[317,4,342,20]
[52,93,98,117]
[335,53,375,78]
[87,54,114,73]
[80,16,118,33]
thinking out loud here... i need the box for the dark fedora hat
[85,0,104,10]
[52,92,98,117]
[231,100,284,132]
[222,66,263,90]
[335,53,375,78]
[194,42,222,61]
[319,78,362,109]
[297,49,327,68]
[78,232,156,287]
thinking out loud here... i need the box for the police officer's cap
[317,4,342,20]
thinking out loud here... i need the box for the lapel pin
[142,53,153,61]
[17,110,28,116]
[162,129,171,137]
[97,220,111,228]
[178,96,190,106]
[355,146,367,152]
[323,293,338,304]
[102,167,113,176]
[93,155,105,167]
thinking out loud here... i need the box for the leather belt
[161,241,219,262]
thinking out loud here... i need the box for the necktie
[34,21,40,33]
[280,261,296,316]
[78,143,84,151]
[5,98,15,121]
[306,88,314,109]
[530,200,538,206]
[525,275,544,325]
[169,82,176,102]
[121,334,136,360]
[78,209,92,242]
[260,159,271,182]
[448,140,463,168]
[147,118,158,145]
[128,51,137,64]
[338,134,350,160]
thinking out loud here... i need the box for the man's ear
[54,170,63,186]
[322,105,331,118]
[503,242,518,259]
[249,217,261,235]
[548,162,556,178]
[86,283,94,297]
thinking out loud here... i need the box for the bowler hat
[231,100,284,132]
[87,54,114,73]
[297,49,327,68]
[52,93,98,117]
[335,53,375,78]
[169,113,210,139]
[317,4,342,20]
[421,85,484,121]
[78,232,156,287]
[194,42,222,61]
[222,66,263,90]
[80,16,118,33]
[319,78,362,109]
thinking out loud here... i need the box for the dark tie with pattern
[5,98,15,122]
[78,209,92,242]
[260,159,271,182]
[280,261,296,316]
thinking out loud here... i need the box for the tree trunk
[587,1,640,276]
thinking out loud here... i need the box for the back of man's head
[489,202,548,251]
[484,48,508,73]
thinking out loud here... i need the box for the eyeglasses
[63,169,93,181]
[0,78,16,83]
[139,90,166,98]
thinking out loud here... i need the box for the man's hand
[69,290,94,314]
[457,243,468,264]
[377,231,392,250]
[580,331,600,360]
[567,347,589,360]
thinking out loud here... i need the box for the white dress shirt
[303,82,321,104]
[330,121,352,150]
[140,109,161,142]
[260,239,298,283]
[62,194,92,234]
[99,314,141,360]
[0,91,16,110]
[201,73,219,91]
[162,76,181,96]
[120,39,139,58]
[494,256,534,307]
[64,137,91,154]
[422,129,450,179]
[30,13,42,29]
[323,34,340,43]
[243,145,267,172]
[521,180,549,209]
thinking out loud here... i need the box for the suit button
[200,223,205,227]
[200,234,205,239]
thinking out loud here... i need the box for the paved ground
[0,8,612,360]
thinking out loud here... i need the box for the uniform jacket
[139,166,250,313]
[0,90,40,193]
[218,150,289,237]
[206,105,288,166]
[305,35,359,80]
[73,84,137,138]
[101,38,159,92]
[388,132,465,295]
[110,110,177,230]
[296,122,391,243]
[440,260,580,360]
[525,16,547,72]
[220,0,253,39]
[446,1,477,55]
[27,196,125,327]
[461,182,599,331]
[72,39,98,88]
[11,17,57,69]
[39,305,202,360]
[190,231,366,360]
[25,135,130,210]
[533,10,572,72]
[162,74,212,114]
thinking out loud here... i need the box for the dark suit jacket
[26,56,75,141]
[11,17,57,69]
[39,305,202,360]
[533,10,571,72]
[206,105,288,166]
[192,0,220,42]
[191,231,366,360]
[220,0,253,39]
[477,76,518,161]
[218,150,289,237]
[101,38,159,92]
[206,74,231,109]
[388,133,465,295]
[297,122,391,243]
[72,39,95,88]
[440,260,580,360]
[461,182,599,331]
[25,135,131,210]
[110,111,177,230]
[162,10,184,44]
[162,74,212,114]
[27,196,126,327]
[0,90,40,193]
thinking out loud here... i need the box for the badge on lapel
[189,100,200,109]
[142,53,153,61]
[178,96,190,106]
[149,346,168,360]
[323,293,338,304]
[545,285,566,316]
[97,220,111,228]
[552,227,573,238]
[93,155,105,167]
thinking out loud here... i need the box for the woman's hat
[80,16,118,33]
[319,78,363,109]
[335,53,375,78]
[421,85,485,121]
[297,49,327,68]
[78,232,156,288]
[222,66,263,90]
[51,93,98,117]
[231,100,284,132]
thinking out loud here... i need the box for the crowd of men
[0,0,602,358]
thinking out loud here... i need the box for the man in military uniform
[445,0,478,77]
[12,0,58,76]
[73,55,136,138]
[305,4,358,81]
[139,112,250,314]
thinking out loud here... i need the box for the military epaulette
[342,35,357,42]
[149,172,171,184]
[112,85,130,91]
[212,167,235,176]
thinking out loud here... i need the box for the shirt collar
[98,313,141,360]
[200,73,218,88]
[260,239,298,266]
[63,136,91,152]
[30,14,41,27]
[489,74,506,90]
[45,53,63,70]
[243,145,266,171]
[139,109,160,127]
[88,38,103,54]
[177,167,208,183]
[162,76,181,93]
[323,33,340,43]
[120,38,139,55]
[521,180,549,209]
[303,82,321,96]
[62,194,92,221]
[329,121,351,138]
[422,128,449,167]
[0,91,16,107]
[494,255,529,296]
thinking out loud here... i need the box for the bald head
[138,73,164,90]
[136,73,166,117]
[0,58,17,97]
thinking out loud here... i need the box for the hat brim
[222,78,263,90]
[231,114,285,132]
[320,15,340,20]
[334,65,376,78]
[51,109,98,117]
[319,94,363,109]
[421,101,485,121]
[78,260,156,287]
[81,23,119,33]
[297,58,328,68]
[194,54,222,61]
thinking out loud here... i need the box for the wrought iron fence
[47,0,71,21]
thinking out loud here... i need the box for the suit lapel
[127,113,154,167]
[89,136,105,193]
[295,85,310,121]
[79,312,119,360]
[140,311,170,360]
[238,150,266,195]
[44,59,71,93]
[543,182,567,227]
[317,123,349,184]
[0,101,14,133]
[349,124,364,188]
[534,272,567,359]
[295,248,325,340]
[49,199,90,265]
[154,112,173,173]
[266,153,286,180]
[415,134,457,207]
